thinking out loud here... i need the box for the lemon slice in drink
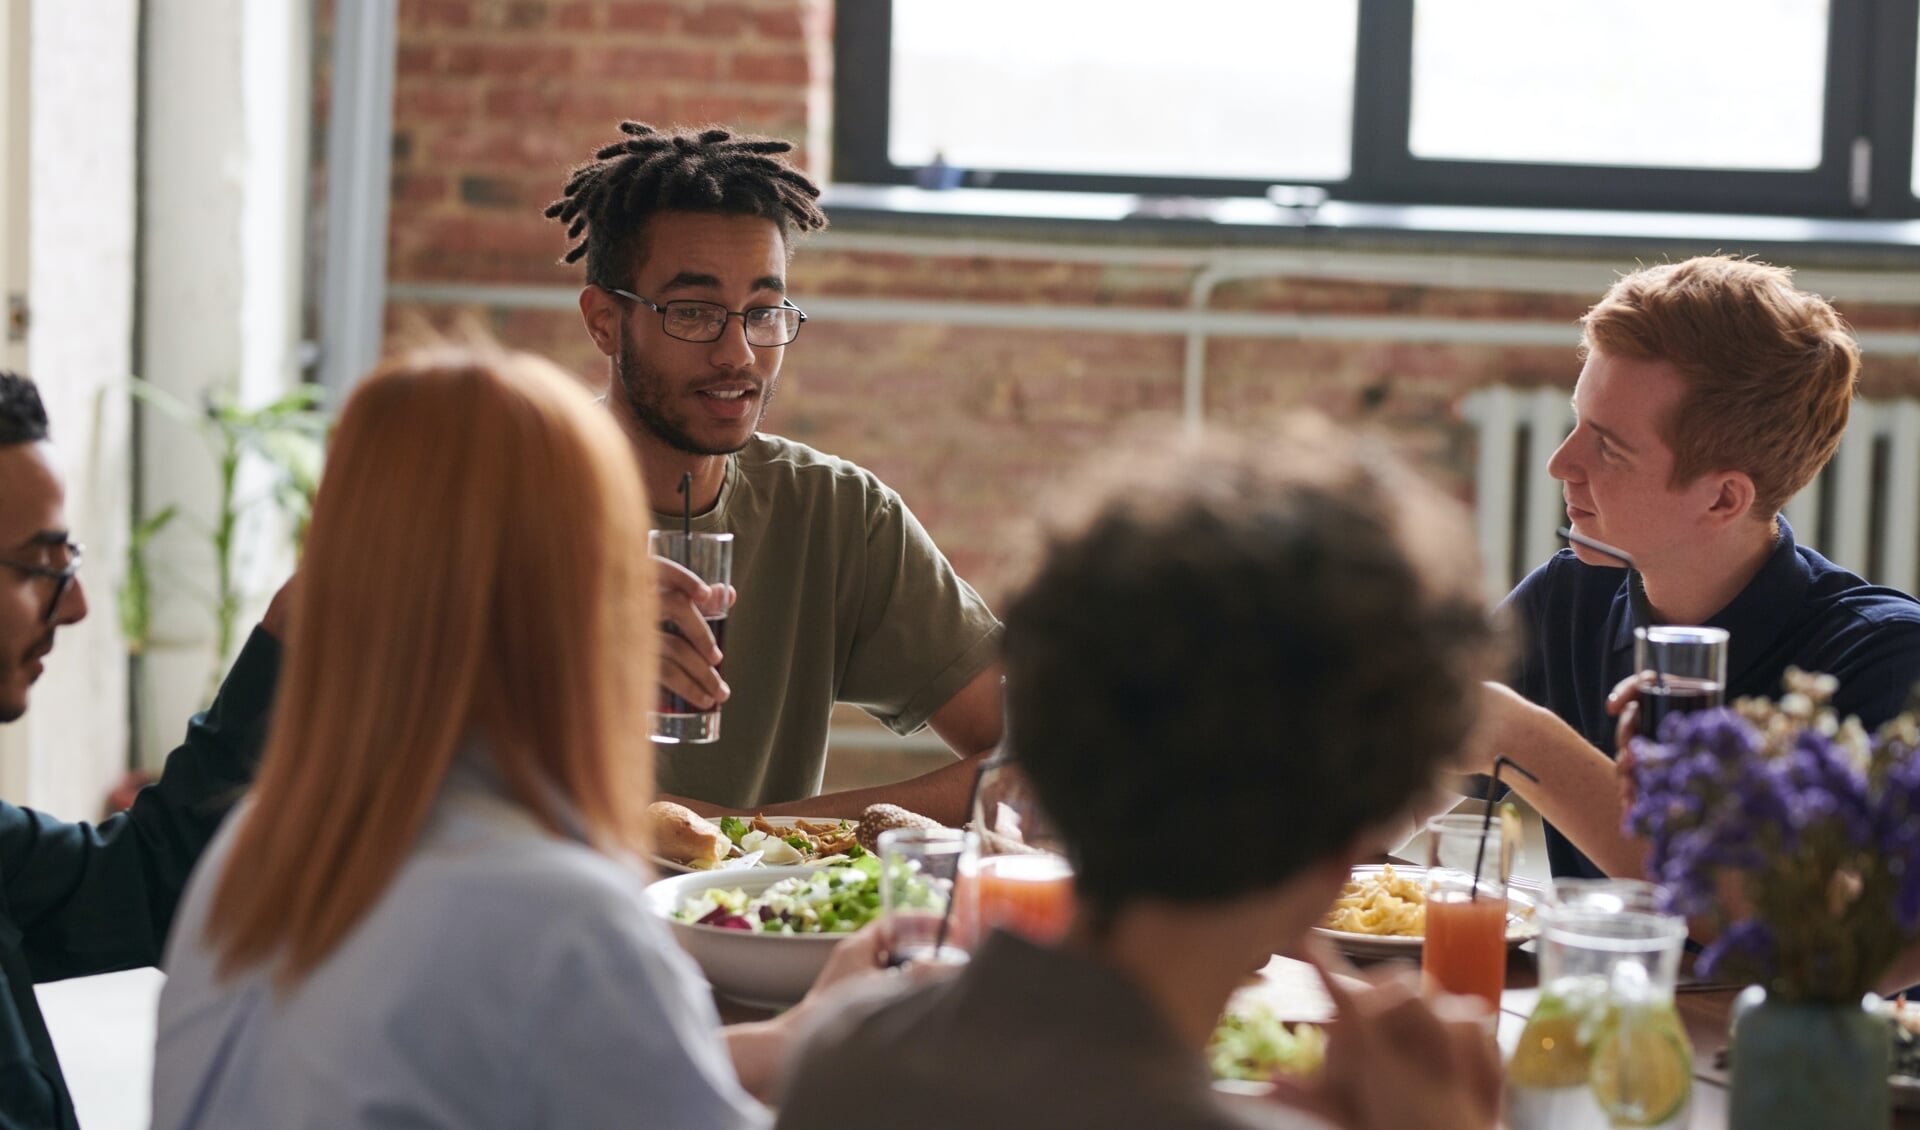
[1588,1007,1691,1127]
[1508,1010,1590,1089]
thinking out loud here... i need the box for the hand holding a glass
[651,530,734,744]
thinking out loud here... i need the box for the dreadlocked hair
[545,121,827,289]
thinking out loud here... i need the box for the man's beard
[614,327,777,457]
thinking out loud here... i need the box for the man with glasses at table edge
[1462,256,1920,888]
[548,122,1003,825]
[0,371,287,1127]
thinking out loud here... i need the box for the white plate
[1311,864,1542,959]
[651,815,857,874]
[644,866,848,1009]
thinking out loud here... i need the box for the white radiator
[1463,387,1920,600]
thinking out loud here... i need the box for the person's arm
[759,752,987,825]
[4,613,285,981]
[725,923,894,1100]
[1465,682,1649,880]
[758,665,1003,824]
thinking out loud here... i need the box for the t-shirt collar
[1606,516,1809,685]
[649,453,739,533]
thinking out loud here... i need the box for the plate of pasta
[1313,864,1543,959]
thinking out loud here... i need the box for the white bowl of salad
[645,860,883,1009]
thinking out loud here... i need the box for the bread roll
[856,803,945,853]
[648,801,731,867]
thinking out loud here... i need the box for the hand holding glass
[650,531,733,744]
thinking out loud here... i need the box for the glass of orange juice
[960,753,1076,947]
[1421,813,1510,1012]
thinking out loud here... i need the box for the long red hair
[205,343,657,985]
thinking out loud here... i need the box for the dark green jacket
[0,628,279,1128]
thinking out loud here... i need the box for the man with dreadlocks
[548,122,1002,823]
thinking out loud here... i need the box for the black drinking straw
[1558,525,1670,707]
[1557,526,1652,632]
[1471,756,1539,901]
[676,472,693,568]
[928,750,999,959]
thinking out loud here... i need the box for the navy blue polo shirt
[1504,517,1920,880]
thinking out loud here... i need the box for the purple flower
[1875,750,1920,929]
[1698,919,1776,982]
[1626,694,1920,997]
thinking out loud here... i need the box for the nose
[707,316,756,371]
[1546,428,1580,483]
[54,575,88,627]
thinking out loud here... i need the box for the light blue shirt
[152,762,767,1129]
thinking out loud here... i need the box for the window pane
[888,1,1356,183]
[1912,19,1920,197]
[1411,0,1828,170]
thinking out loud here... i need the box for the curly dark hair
[1002,419,1502,918]
[0,372,48,446]
[544,121,828,289]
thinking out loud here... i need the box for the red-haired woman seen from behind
[151,343,862,1129]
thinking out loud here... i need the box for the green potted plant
[118,378,326,786]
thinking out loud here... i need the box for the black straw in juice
[1471,756,1539,901]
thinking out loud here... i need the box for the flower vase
[1729,986,1890,1130]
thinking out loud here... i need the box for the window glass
[1410,0,1828,170]
[888,0,1358,182]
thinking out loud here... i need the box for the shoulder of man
[1797,547,1920,622]
[735,434,909,540]
[738,434,894,494]
[1500,546,1596,623]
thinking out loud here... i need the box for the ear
[578,286,621,359]
[1702,469,1758,528]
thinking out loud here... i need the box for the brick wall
[388,0,821,286]
[378,0,1920,619]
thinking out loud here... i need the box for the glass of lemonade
[1506,880,1692,1130]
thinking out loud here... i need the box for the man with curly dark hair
[776,419,1505,1130]
[548,123,1002,822]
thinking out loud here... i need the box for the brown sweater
[774,931,1330,1130]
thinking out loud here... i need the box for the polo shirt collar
[1605,517,1809,686]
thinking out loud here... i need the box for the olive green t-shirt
[652,434,1002,809]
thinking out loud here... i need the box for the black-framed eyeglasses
[607,289,808,347]
[0,540,82,624]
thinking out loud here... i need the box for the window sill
[820,184,1920,268]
